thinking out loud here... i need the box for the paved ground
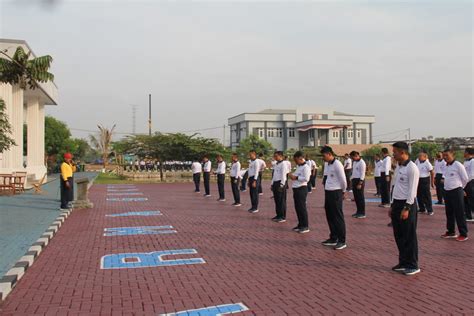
[0,180,473,315]
[0,173,96,277]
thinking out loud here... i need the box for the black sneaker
[391,264,406,273]
[271,216,279,221]
[387,222,393,227]
[250,209,259,214]
[355,214,366,219]
[321,239,338,246]
[351,213,359,218]
[233,203,242,207]
[276,218,286,223]
[427,212,434,216]
[403,268,421,276]
[298,228,310,234]
[418,210,426,214]
[247,208,254,212]
[292,226,301,232]
[334,242,347,250]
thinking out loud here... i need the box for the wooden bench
[13,171,27,193]
[32,173,47,194]
[0,174,16,195]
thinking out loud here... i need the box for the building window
[276,128,283,138]
[310,114,323,120]
[267,129,273,138]
[348,129,353,138]
[356,130,361,139]
[258,128,264,138]
[332,130,339,138]
[288,128,295,138]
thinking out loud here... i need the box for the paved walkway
[0,173,96,277]
[0,181,473,315]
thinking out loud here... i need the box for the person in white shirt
[374,154,382,197]
[415,152,435,215]
[463,148,474,222]
[343,154,353,192]
[257,153,266,195]
[191,159,202,193]
[288,151,311,233]
[389,142,420,276]
[320,146,348,250]
[434,152,447,205]
[202,156,212,197]
[215,155,226,202]
[271,151,290,223]
[441,148,469,241]
[247,151,260,213]
[305,155,318,193]
[380,148,392,208]
[350,151,367,219]
[230,153,242,206]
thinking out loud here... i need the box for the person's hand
[386,176,391,182]
[65,181,71,189]
[431,183,435,189]
[356,184,362,190]
[252,181,257,188]
[400,209,409,220]
[464,191,468,197]
[343,192,347,199]
[440,179,444,183]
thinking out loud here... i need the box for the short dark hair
[249,150,256,154]
[350,151,359,157]
[419,149,427,154]
[443,148,454,154]
[274,151,284,156]
[203,155,209,159]
[293,151,304,159]
[381,148,389,154]
[392,142,409,153]
[320,146,334,155]
[232,152,238,156]
[375,153,381,158]
[258,153,264,158]
[465,147,474,155]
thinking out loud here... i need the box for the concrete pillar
[10,85,24,170]
[0,83,13,172]
[26,97,46,180]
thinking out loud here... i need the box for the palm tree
[90,125,116,170]
[0,98,15,152]
[0,46,54,89]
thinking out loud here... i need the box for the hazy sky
[0,0,472,142]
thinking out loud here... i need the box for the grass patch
[93,172,133,184]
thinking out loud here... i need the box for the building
[228,108,375,151]
[0,39,59,181]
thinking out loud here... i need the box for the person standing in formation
[257,153,266,196]
[247,151,260,213]
[271,151,290,223]
[374,154,382,197]
[230,153,242,207]
[305,154,318,194]
[191,158,202,193]
[415,151,435,216]
[343,153,353,193]
[215,154,226,202]
[321,146,348,250]
[434,152,446,205]
[380,148,392,208]
[288,151,311,234]
[463,148,474,222]
[202,155,212,197]
[389,142,420,276]
[441,148,469,241]
[350,151,367,219]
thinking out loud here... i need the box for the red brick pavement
[0,181,473,315]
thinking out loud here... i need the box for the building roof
[257,109,297,114]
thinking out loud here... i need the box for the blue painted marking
[100,249,205,269]
[161,303,249,316]
[104,226,176,236]
[106,197,148,202]
[105,211,162,217]
[107,189,140,192]
[365,198,443,204]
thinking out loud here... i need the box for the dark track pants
[272,181,287,219]
[293,186,308,228]
[417,177,433,213]
[374,176,381,195]
[203,172,210,195]
[231,177,241,204]
[258,171,263,194]
[435,174,444,203]
[391,200,419,270]
[324,189,345,243]
[444,187,468,237]
[249,176,259,210]
[345,169,352,191]
[380,172,391,204]
[464,180,474,220]
[308,174,317,192]
[193,173,201,192]
[351,179,366,215]
[60,177,73,209]
[217,174,225,200]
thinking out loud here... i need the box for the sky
[0,0,472,143]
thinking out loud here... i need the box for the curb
[0,208,73,301]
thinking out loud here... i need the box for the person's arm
[60,163,68,181]
[459,163,469,188]
[360,161,366,182]
[253,163,259,180]
[337,162,347,192]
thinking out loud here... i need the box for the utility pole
[408,128,412,153]
[148,94,152,136]
[131,105,137,135]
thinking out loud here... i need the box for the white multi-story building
[228,108,375,151]
[0,39,59,181]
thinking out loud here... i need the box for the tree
[236,134,274,160]
[90,125,116,169]
[45,116,72,157]
[361,145,383,158]
[0,46,54,90]
[411,142,442,161]
[0,98,15,152]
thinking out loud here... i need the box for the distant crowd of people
[189,144,474,276]
[125,160,193,172]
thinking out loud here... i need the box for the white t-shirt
[415,159,434,178]
[191,162,202,174]
[392,160,419,205]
